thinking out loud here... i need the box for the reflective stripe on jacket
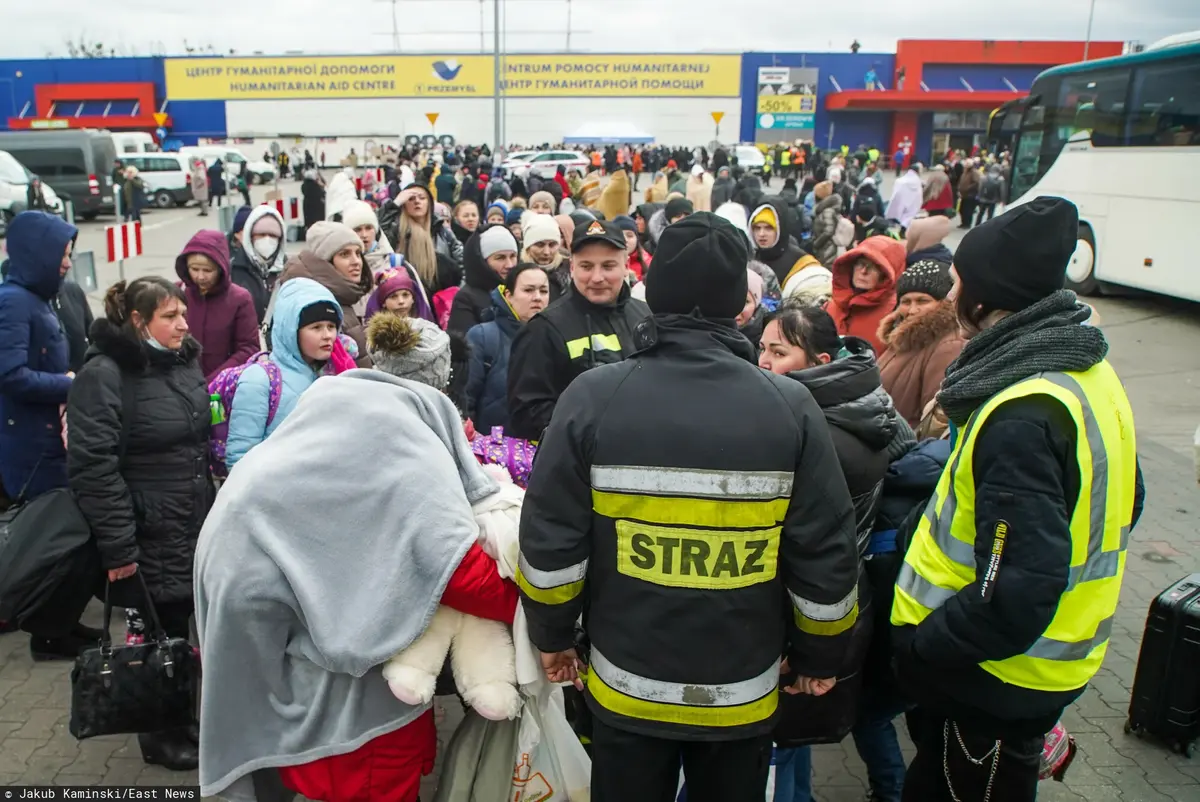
[891,361,1137,692]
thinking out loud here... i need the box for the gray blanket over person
[193,369,500,801]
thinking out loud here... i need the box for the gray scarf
[937,290,1108,426]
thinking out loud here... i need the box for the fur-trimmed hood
[85,317,202,372]
[877,298,960,355]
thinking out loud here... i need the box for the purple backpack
[208,351,283,479]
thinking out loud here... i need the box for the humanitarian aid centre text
[164,54,742,99]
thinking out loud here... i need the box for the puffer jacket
[67,319,213,603]
[464,289,520,433]
[772,337,913,747]
[226,278,341,469]
[376,184,465,293]
[175,230,261,381]
[448,224,512,404]
[0,212,77,499]
[229,205,287,324]
[826,236,905,354]
[811,194,844,267]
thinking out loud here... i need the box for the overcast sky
[4,0,1200,58]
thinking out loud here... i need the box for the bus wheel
[1066,224,1099,296]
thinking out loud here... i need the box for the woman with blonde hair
[378,185,463,296]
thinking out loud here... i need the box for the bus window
[1010,103,1045,201]
[1127,58,1200,147]
[1053,70,1129,148]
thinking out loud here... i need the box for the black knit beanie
[298,300,341,329]
[954,196,1078,311]
[645,212,748,319]
[895,259,953,301]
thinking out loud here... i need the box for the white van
[112,132,159,155]
[179,146,276,185]
[118,153,193,208]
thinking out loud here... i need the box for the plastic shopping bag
[511,685,591,802]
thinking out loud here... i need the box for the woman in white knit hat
[520,212,570,302]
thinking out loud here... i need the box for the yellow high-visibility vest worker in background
[889,196,1144,802]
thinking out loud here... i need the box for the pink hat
[375,268,415,304]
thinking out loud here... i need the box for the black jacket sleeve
[775,379,861,678]
[911,396,1073,668]
[66,360,139,570]
[517,372,601,652]
[507,316,572,442]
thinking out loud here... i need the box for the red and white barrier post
[264,197,301,222]
[105,221,143,281]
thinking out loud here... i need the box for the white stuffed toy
[382,464,525,721]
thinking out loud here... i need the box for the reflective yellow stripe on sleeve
[585,646,779,728]
[515,554,588,606]
[791,586,859,636]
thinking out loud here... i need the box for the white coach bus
[987,33,1200,299]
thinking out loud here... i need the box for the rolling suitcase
[1125,573,1200,757]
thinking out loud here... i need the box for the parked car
[505,150,589,179]
[735,145,767,176]
[0,129,118,219]
[179,146,276,185]
[0,149,65,226]
[112,132,159,155]
[117,153,193,208]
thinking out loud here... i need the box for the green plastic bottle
[210,393,226,425]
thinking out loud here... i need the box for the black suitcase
[1125,572,1200,757]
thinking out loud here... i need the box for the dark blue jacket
[464,288,519,434]
[0,212,78,499]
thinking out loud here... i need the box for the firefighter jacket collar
[632,312,757,364]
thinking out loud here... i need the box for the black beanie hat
[645,212,748,319]
[298,300,341,329]
[954,196,1078,312]
[665,198,694,221]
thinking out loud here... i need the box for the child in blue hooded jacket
[225,278,342,469]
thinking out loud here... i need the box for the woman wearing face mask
[67,276,214,771]
[451,200,480,247]
[174,231,259,382]
[279,221,373,367]
[519,213,570,302]
[825,236,905,354]
[464,262,551,434]
[225,278,343,470]
[229,205,287,325]
[378,185,464,297]
[757,301,911,802]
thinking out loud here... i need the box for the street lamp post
[1083,0,1097,60]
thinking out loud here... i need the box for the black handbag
[69,573,199,740]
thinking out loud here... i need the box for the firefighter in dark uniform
[517,213,862,802]
[506,219,650,441]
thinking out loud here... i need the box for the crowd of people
[0,129,1140,802]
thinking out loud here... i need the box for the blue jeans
[772,746,813,802]
[850,694,910,802]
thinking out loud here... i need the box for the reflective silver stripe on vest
[1025,615,1115,661]
[789,585,858,621]
[904,372,1125,615]
[589,646,779,707]
[590,465,793,500]
[517,554,588,589]
[895,562,958,610]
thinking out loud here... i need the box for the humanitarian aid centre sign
[164,54,742,100]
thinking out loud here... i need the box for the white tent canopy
[562,122,655,145]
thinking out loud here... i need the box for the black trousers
[591,717,771,802]
[976,203,997,226]
[959,197,977,227]
[902,709,1041,802]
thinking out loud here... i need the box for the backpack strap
[260,359,284,426]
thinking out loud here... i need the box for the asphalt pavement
[1,175,1198,800]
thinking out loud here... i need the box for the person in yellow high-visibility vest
[890,197,1145,802]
